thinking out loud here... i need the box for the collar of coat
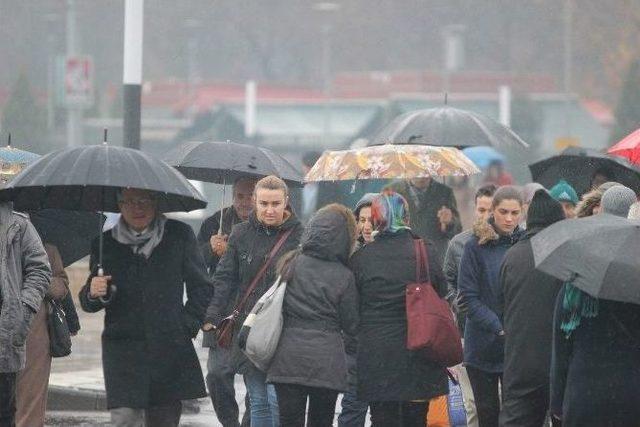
[248,209,300,235]
[473,217,521,246]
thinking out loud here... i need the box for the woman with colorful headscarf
[349,192,448,426]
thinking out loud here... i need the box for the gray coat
[267,204,358,391]
[0,203,51,373]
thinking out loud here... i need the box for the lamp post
[312,2,341,146]
[123,0,144,149]
[441,24,466,96]
[44,13,59,131]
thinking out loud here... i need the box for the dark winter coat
[550,293,640,427]
[267,204,359,391]
[197,207,245,348]
[458,219,521,373]
[499,228,563,406]
[79,219,212,409]
[350,229,448,402]
[0,203,51,373]
[204,211,303,374]
[387,180,461,268]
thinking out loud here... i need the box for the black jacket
[350,230,448,402]
[197,207,243,275]
[204,211,303,373]
[499,228,563,405]
[388,180,461,267]
[79,219,212,409]
[550,292,640,426]
[267,204,358,391]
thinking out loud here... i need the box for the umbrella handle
[96,267,117,306]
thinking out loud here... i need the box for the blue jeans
[338,390,368,427]
[244,366,279,427]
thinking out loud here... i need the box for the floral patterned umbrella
[305,144,480,182]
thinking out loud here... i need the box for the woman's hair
[276,248,300,282]
[575,181,621,218]
[253,175,289,198]
[491,185,523,208]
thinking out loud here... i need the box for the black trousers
[273,383,339,427]
[500,386,553,427]
[369,401,429,427]
[0,373,17,427]
[466,366,502,427]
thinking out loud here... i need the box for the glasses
[119,198,156,209]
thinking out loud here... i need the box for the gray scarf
[111,214,167,259]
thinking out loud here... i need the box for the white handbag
[238,276,287,371]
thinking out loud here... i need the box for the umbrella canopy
[529,147,640,195]
[305,144,480,182]
[163,140,303,187]
[608,128,640,165]
[462,146,506,169]
[0,144,207,212]
[29,209,104,267]
[531,214,640,304]
[369,106,529,149]
[0,144,40,184]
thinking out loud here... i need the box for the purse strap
[413,238,431,284]
[231,227,294,316]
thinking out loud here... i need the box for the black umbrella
[29,209,104,267]
[0,143,207,304]
[369,107,529,149]
[529,147,640,195]
[163,140,303,187]
[531,214,640,304]
[0,143,206,212]
[164,140,303,235]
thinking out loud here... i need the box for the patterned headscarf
[371,191,411,236]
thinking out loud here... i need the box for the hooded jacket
[458,218,521,373]
[0,203,51,373]
[267,204,358,391]
[204,209,303,373]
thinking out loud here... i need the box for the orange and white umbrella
[305,144,480,182]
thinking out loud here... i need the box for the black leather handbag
[47,300,72,358]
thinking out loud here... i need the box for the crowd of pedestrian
[2,161,640,427]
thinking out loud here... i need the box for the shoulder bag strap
[232,227,295,315]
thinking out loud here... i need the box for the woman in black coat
[350,192,448,427]
[203,175,303,427]
[79,189,212,427]
[267,203,359,426]
[550,286,640,427]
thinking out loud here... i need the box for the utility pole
[312,2,341,147]
[123,0,144,149]
[563,0,573,136]
[66,0,81,147]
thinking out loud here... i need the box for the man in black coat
[499,189,565,427]
[197,177,255,427]
[387,178,461,268]
[79,189,212,427]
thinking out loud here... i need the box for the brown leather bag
[406,238,463,367]
[216,228,294,348]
